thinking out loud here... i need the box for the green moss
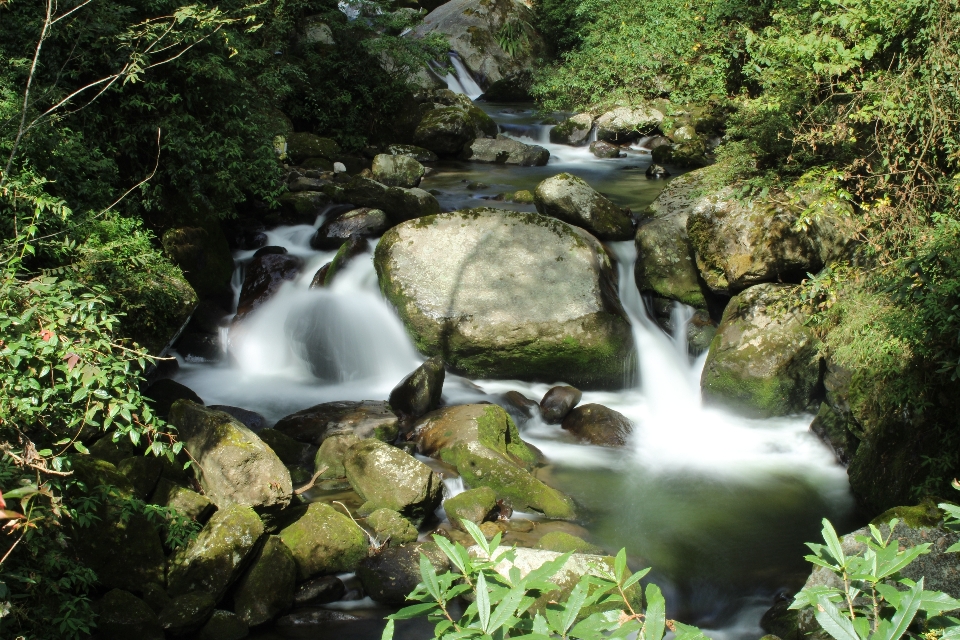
[443,487,497,528]
[537,531,603,554]
[870,499,943,529]
[278,502,368,580]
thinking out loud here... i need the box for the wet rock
[413,105,497,156]
[287,176,328,192]
[501,390,539,419]
[158,591,216,636]
[117,456,163,500]
[144,378,202,419]
[387,144,439,163]
[539,385,582,424]
[366,507,419,545]
[561,403,633,447]
[169,401,292,511]
[321,235,368,286]
[208,405,266,432]
[150,478,216,522]
[276,608,360,626]
[277,191,330,225]
[168,505,264,600]
[252,245,287,258]
[356,542,449,605]
[550,113,593,146]
[294,575,346,607]
[444,486,497,529]
[311,208,390,250]
[511,189,535,204]
[371,154,425,188]
[645,163,670,179]
[589,140,622,158]
[285,133,341,164]
[375,208,634,388]
[161,225,233,299]
[274,400,399,445]
[687,309,719,354]
[198,610,249,640]
[537,531,604,554]
[175,331,222,362]
[534,173,633,241]
[327,175,441,223]
[701,284,821,417]
[414,404,538,470]
[233,535,297,626]
[309,263,330,288]
[344,439,443,525]
[314,433,361,479]
[95,589,163,640]
[257,428,313,466]
[278,502,369,580]
[141,582,171,616]
[235,253,302,319]
[596,105,664,143]
[460,136,550,166]
[388,356,445,424]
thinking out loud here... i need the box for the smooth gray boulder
[294,576,346,607]
[595,106,664,143]
[371,154,424,188]
[233,536,296,626]
[700,284,821,417]
[460,136,549,166]
[534,173,633,241]
[375,208,634,388]
[388,356,445,423]
[344,439,443,525]
[167,505,265,601]
[550,113,593,146]
[169,401,292,512]
[274,400,399,445]
[589,141,622,158]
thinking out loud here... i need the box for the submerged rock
[460,136,549,166]
[550,113,593,146]
[311,208,390,251]
[589,141,622,158]
[235,253,302,319]
[371,154,425,188]
[344,439,443,525]
[539,385,582,424]
[534,173,633,241]
[233,536,296,626]
[561,404,633,447]
[278,502,369,580]
[375,208,634,388]
[700,284,821,417]
[388,356,445,424]
[596,106,664,143]
[273,400,399,445]
[356,542,448,605]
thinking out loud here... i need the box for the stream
[171,72,856,639]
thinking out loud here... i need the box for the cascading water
[436,51,484,100]
[173,97,854,640]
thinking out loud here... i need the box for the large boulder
[561,404,633,447]
[158,592,216,636]
[550,113,593,146]
[634,171,709,308]
[700,284,821,417]
[233,536,297,627]
[167,505,265,601]
[413,105,498,156]
[444,486,497,529]
[366,508,419,545]
[314,433,361,479]
[198,610,249,640]
[356,542,449,605]
[95,589,163,640]
[311,208,390,251]
[374,208,634,388]
[386,144,438,163]
[460,136,549,166]
[595,106,665,143]
[278,502,369,580]
[371,154,424,188]
[414,404,538,469]
[343,439,443,525]
[411,0,545,91]
[326,176,440,223]
[686,183,855,295]
[388,356,445,424]
[162,224,233,299]
[150,478,216,522]
[169,401,292,512]
[273,400,399,445]
[235,253,302,319]
[534,174,633,241]
[285,133,341,164]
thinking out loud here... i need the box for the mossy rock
[95,589,163,640]
[414,404,537,469]
[537,531,603,555]
[550,113,593,146]
[274,400,399,446]
[366,508,419,545]
[511,189,535,204]
[278,502,369,580]
[314,433,361,478]
[150,478,216,522]
[286,133,341,164]
[870,499,943,529]
[443,486,497,529]
[388,356,445,422]
[198,610,249,640]
[635,217,707,309]
[534,173,633,241]
[158,591,216,636]
[89,435,137,466]
[257,428,313,466]
[117,456,163,500]
[233,535,296,626]
[356,542,448,604]
[371,154,425,188]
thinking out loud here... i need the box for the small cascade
[440,51,484,99]
[669,300,696,361]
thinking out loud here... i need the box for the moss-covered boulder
[95,589,163,640]
[277,191,330,225]
[366,508,419,545]
[314,433,361,479]
[550,113,593,146]
[537,531,604,554]
[150,478,216,522]
[413,105,497,156]
[257,428,313,466]
[278,502,369,580]
[233,536,296,626]
[443,486,497,529]
[325,175,440,223]
[274,400,399,445]
[344,439,443,525]
[285,133,341,164]
[371,154,425,188]
[161,224,232,300]
[167,505,265,600]
[414,404,537,469]
[198,610,249,640]
[386,144,438,163]
[374,209,634,388]
[356,542,449,605]
[460,136,550,166]
[169,401,292,511]
[117,456,163,500]
[388,356,445,424]
[311,208,390,251]
[158,591,216,636]
[561,403,633,447]
[89,434,137,465]
[595,106,664,143]
[700,284,821,417]
[534,173,633,241]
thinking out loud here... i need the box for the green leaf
[560,580,589,634]
[381,618,394,640]
[615,548,627,582]
[433,535,467,573]
[880,578,923,640]
[477,571,490,632]
[462,519,490,556]
[643,583,666,640]
[389,603,440,620]
[813,595,863,640]
[74,441,90,455]
[821,519,847,567]
[673,621,709,640]
[622,567,651,591]
[419,554,440,601]
[488,586,525,634]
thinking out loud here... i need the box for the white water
[438,52,484,100]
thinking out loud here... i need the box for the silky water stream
[171,94,855,639]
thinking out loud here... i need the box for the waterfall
[439,51,484,99]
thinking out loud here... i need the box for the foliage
[790,518,960,640]
[383,519,708,640]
